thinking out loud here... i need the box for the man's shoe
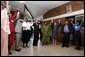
[62,45,65,47]
[9,52,12,55]
[75,48,80,50]
[15,49,21,52]
[66,45,69,48]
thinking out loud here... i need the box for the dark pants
[62,32,70,47]
[8,45,11,53]
[72,32,75,45]
[50,36,52,44]
[22,30,31,47]
[33,31,39,46]
[75,31,81,49]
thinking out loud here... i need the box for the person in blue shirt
[62,20,71,48]
[72,20,83,50]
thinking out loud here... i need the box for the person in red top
[8,11,17,54]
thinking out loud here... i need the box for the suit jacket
[15,19,22,33]
[62,24,71,33]
[33,23,39,32]
[69,23,74,33]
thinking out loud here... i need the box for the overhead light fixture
[19,1,25,3]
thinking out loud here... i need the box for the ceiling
[9,1,70,19]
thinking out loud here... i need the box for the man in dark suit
[62,20,71,48]
[69,18,75,45]
[33,21,40,46]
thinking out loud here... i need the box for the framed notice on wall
[66,4,72,13]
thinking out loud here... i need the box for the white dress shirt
[22,22,33,30]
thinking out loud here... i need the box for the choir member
[15,19,23,51]
[62,20,71,48]
[33,21,40,46]
[51,21,57,45]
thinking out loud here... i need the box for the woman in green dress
[41,22,52,45]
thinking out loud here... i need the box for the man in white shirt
[22,18,33,48]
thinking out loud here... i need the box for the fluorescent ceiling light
[19,1,25,3]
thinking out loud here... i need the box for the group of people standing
[1,1,83,56]
[51,18,83,50]
[8,16,83,55]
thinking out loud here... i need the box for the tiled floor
[9,38,84,56]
